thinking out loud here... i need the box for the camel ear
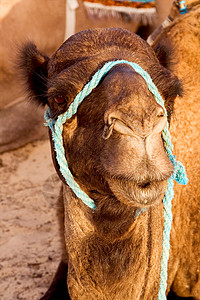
[152,39,183,118]
[153,38,183,99]
[19,42,49,106]
[153,39,175,71]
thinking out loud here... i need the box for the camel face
[54,63,173,208]
[100,66,173,207]
[20,28,182,208]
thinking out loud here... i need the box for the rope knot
[173,159,188,185]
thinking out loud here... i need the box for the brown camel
[18,4,200,298]
[0,0,174,153]
[152,2,200,299]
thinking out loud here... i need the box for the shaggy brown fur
[153,3,200,299]
[19,23,199,299]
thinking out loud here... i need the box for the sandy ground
[0,140,62,300]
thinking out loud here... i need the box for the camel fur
[19,4,200,298]
[152,2,200,298]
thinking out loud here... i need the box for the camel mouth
[107,177,169,208]
[129,180,168,206]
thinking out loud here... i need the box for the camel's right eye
[54,96,65,104]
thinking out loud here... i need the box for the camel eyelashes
[54,95,66,104]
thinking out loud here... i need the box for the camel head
[19,28,183,208]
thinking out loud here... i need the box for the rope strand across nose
[44,60,188,300]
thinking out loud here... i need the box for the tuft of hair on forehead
[18,41,49,106]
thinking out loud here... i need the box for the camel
[152,1,200,298]
[18,1,200,295]
[0,0,174,153]
[0,0,65,153]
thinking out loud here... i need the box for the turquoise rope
[44,60,188,299]
[179,0,187,14]
[45,108,96,210]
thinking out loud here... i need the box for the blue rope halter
[44,60,188,299]
[179,0,187,14]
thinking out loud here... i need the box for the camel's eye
[54,95,65,104]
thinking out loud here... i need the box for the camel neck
[63,184,164,299]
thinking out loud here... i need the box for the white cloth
[65,0,79,40]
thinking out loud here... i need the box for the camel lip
[134,179,165,190]
[137,181,151,189]
[106,168,174,186]
[106,176,169,208]
[124,180,168,207]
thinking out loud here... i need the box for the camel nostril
[102,122,115,140]
[156,107,165,118]
[157,112,165,118]
[153,110,167,134]
[103,112,136,138]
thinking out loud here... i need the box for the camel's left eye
[54,96,65,104]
